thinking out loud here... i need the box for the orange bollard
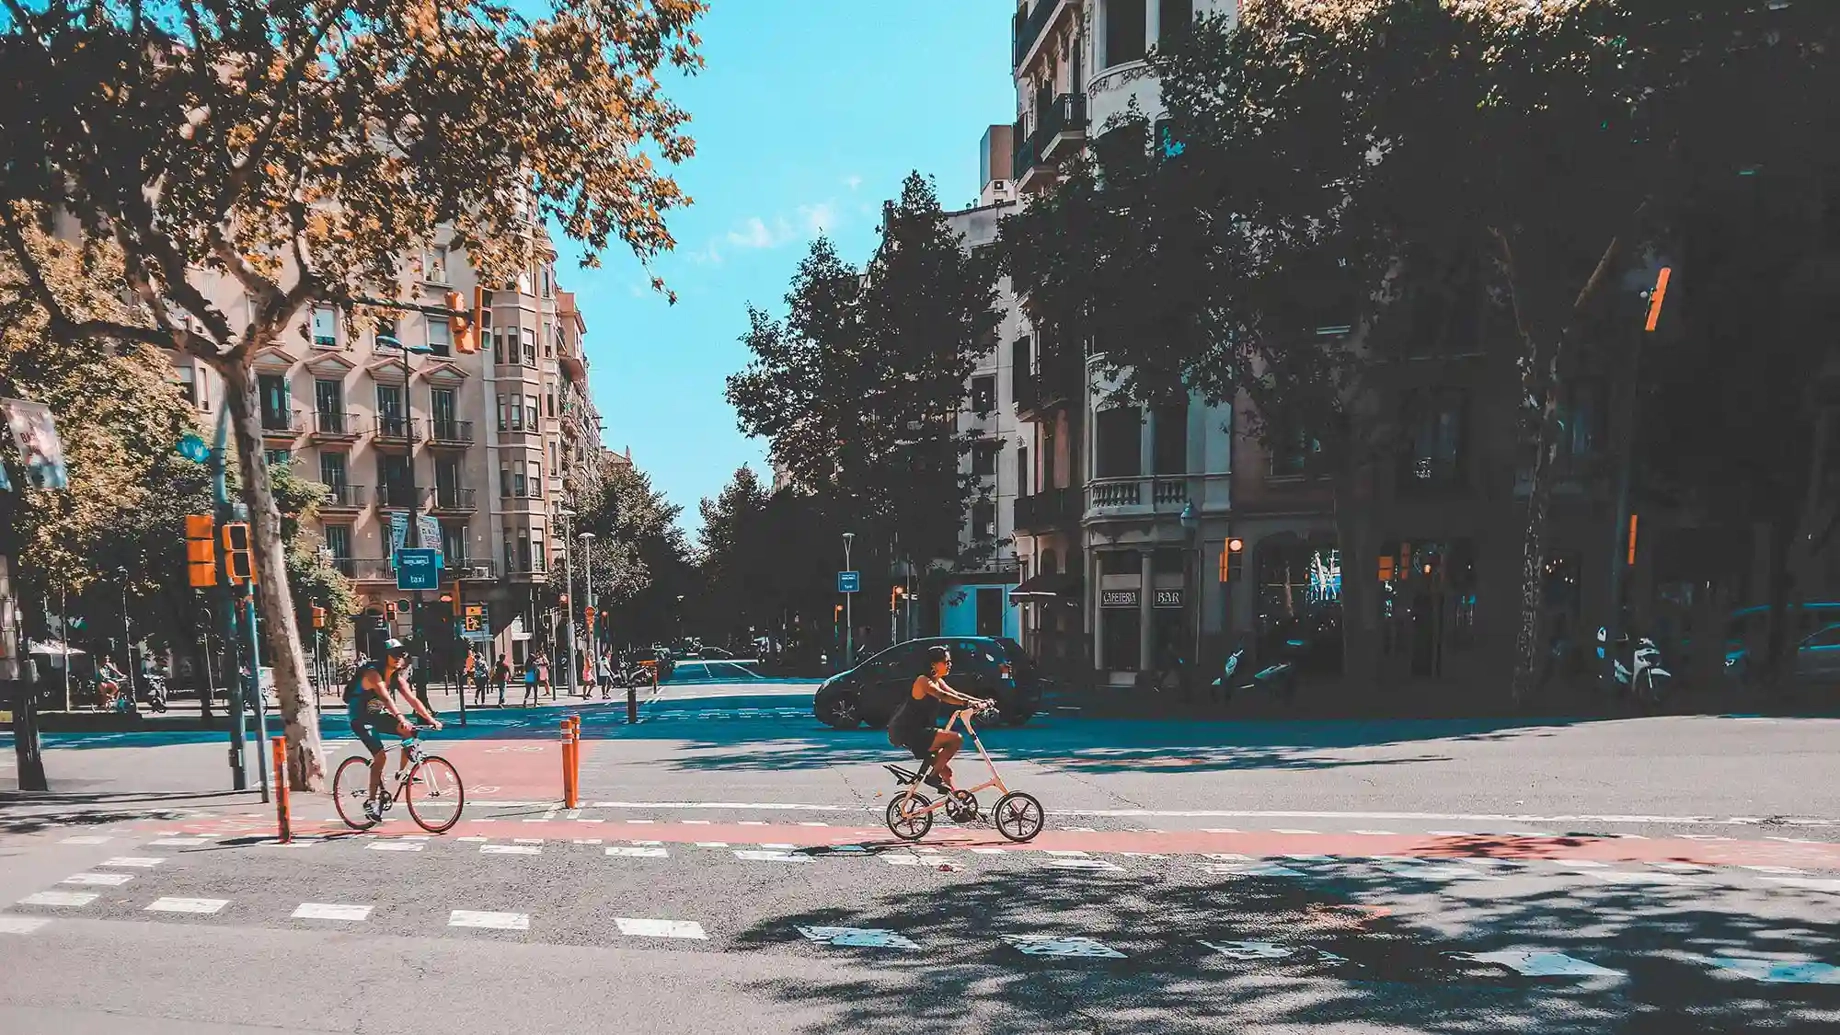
[560,718,577,809]
[271,736,291,844]
[570,715,582,794]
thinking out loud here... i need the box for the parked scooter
[1596,627,1672,710]
[1210,644,1299,706]
[141,673,169,713]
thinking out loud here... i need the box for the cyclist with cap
[888,645,993,793]
[345,638,442,822]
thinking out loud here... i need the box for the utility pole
[842,532,855,669]
[560,508,577,696]
[580,531,596,686]
[208,411,247,791]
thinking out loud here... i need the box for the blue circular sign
[177,434,210,462]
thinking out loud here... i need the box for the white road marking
[1202,828,1241,834]
[1427,830,1472,837]
[684,820,711,825]
[148,837,209,847]
[1005,934,1125,958]
[969,847,1006,855]
[1746,865,1810,875]
[1352,830,1397,836]
[1764,877,1840,892]
[606,846,669,858]
[61,872,132,886]
[1766,836,1821,845]
[1120,852,1167,859]
[449,910,529,931]
[615,917,706,940]
[146,897,228,914]
[882,853,923,866]
[1203,853,1253,862]
[18,891,96,907]
[797,926,918,949]
[1273,828,1318,835]
[735,849,806,862]
[798,822,828,827]
[1065,826,1096,832]
[99,857,164,868]
[1704,957,1840,984]
[1549,859,1611,869]
[0,916,50,934]
[481,844,541,855]
[695,841,729,848]
[573,838,604,845]
[1650,862,1711,873]
[1203,940,1294,960]
[627,819,655,825]
[1203,863,1304,878]
[1047,858,1125,872]
[513,838,544,844]
[1458,950,1622,978]
[293,903,371,921]
[1377,862,1504,882]
[366,841,424,852]
[739,821,766,826]
[759,843,797,849]
[457,836,488,842]
[1045,850,1087,857]
[58,835,112,845]
[1589,871,1702,886]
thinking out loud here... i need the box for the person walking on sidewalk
[536,651,553,700]
[521,655,540,707]
[492,653,510,707]
[471,651,490,706]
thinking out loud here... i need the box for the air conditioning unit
[464,565,492,580]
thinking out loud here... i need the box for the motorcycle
[1211,645,1298,706]
[141,673,169,713]
[1597,627,1672,710]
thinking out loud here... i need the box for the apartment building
[173,237,605,671]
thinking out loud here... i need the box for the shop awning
[1010,572,1082,601]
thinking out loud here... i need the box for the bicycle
[332,727,466,834]
[883,704,1044,843]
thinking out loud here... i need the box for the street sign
[1153,589,1184,609]
[461,629,492,642]
[462,615,484,633]
[837,571,860,594]
[1100,589,1139,609]
[394,548,442,591]
[177,433,210,463]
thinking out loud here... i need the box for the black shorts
[350,714,397,754]
[889,724,938,761]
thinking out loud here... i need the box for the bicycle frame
[894,708,1010,817]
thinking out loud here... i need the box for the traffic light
[1377,554,1395,583]
[1627,513,1639,566]
[220,521,256,585]
[583,605,597,627]
[1218,538,1245,582]
[311,605,326,629]
[385,601,397,619]
[186,514,216,587]
[890,585,906,612]
[1644,266,1672,333]
[448,290,478,354]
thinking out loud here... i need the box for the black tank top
[889,678,943,737]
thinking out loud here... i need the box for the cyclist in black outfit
[887,645,992,793]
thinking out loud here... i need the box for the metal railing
[375,415,420,441]
[376,481,419,509]
[260,411,302,434]
[311,410,359,437]
[428,419,474,445]
[321,483,368,509]
[1012,0,1065,68]
[1038,93,1088,159]
[349,558,395,581]
[1014,487,1081,532]
[429,486,477,511]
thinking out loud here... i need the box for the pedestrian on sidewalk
[521,655,540,707]
[471,651,490,705]
[536,651,553,700]
[492,653,509,706]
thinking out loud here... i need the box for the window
[374,318,397,349]
[424,245,449,284]
[1403,389,1468,488]
[521,328,537,366]
[1268,428,1322,478]
[263,448,292,468]
[319,451,348,488]
[377,454,412,507]
[541,267,553,298]
[971,375,996,414]
[546,391,556,418]
[258,374,290,430]
[480,299,492,330]
[512,460,527,497]
[176,366,202,408]
[1104,0,1146,67]
[972,439,998,477]
[441,523,466,565]
[972,502,997,541]
[427,319,452,357]
[1099,551,1139,576]
[491,330,505,366]
[517,529,533,572]
[1558,379,1604,462]
[532,529,546,572]
[375,384,404,436]
[310,306,337,348]
[497,394,511,432]
[1158,0,1190,41]
[324,524,352,560]
[550,441,559,469]
[499,463,511,498]
[503,529,515,573]
[525,395,539,431]
[314,379,343,427]
[1017,446,1030,497]
[1095,406,1142,478]
[431,387,457,437]
[1152,403,1187,474]
[1153,547,1185,574]
[434,456,461,493]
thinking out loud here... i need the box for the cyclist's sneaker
[924,773,950,794]
[362,797,382,823]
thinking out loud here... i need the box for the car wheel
[818,694,861,730]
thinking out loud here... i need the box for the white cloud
[707,200,844,258]
[843,174,863,191]
[798,201,839,236]
[726,216,796,250]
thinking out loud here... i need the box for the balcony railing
[453,559,496,581]
[376,482,419,509]
[375,415,420,442]
[349,558,396,581]
[260,411,302,436]
[1013,116,1040,179]
[1016,346,1082,419]
[429,486,477,511]
[330,556,355,578]
[311,410,359,438]
[1013,487,1081,533]
[321,483,367,509]
[1012,0,1065,68]
[428,419,474,446]
[1037,93,1088,160]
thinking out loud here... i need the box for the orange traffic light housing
[186,514,217,587]
[220,521,256,585]
[1219,537,1245,582]
[1644,267,1672,333]
[311,605,327,629]
[450,287,484,354]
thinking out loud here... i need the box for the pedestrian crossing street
[7,826,1840,988]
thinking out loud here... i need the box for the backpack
[342,660,385,705]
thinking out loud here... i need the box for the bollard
[570,715,583,796]
[270,736,291,844]
[560,718,576,810]
[627,681,638,725]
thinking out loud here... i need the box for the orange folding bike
[882,704,1044,842]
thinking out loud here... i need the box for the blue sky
[551,0,1015,537]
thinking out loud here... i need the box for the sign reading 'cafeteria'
[1100,589,1139,609]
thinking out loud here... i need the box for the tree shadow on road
[729,857,1840,1034]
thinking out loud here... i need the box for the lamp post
[1180,501,1201,677]
[376,335,436,673]
[558,508,577,697]
[579,531,596,687]
[116,566,134,704]
[842,532,855,669]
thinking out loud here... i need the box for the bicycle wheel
[994,791,1044,843]
[885,792,933,841]
[332,756,378,830]
[404,755,466,833]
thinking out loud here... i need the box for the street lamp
[1179,501,1200,674]
[116,566,134,703]
[579,531,596,685]
[376,334,437,670]
[842,532,855,670]
[558,507,577,697]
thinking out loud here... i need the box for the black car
[812,637,1042,729]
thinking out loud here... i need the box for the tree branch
[0,205,172,350]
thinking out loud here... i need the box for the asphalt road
[2,680,1838,1033]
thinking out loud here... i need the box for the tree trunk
[217,362,325,791]
[1509,333,1571,703]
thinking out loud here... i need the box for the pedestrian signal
[186,514,217,587]
[221,522,256,585]
[311,605,326,629]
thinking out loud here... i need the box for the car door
[951,639,1002,699]
[1796,624,1840,683]
[856,642,925,725]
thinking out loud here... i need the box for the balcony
[1012,0,1068,69]
[349,558,396,582]
[505,560,549,582]
[310,410,360,441]
[376,481,419,509]
[320,483,367,511]
[449,559,496,581]
[1086,474,1229,523]
[428,486,477,513]
[428,419,474,447]
[329,556,355,578]
[1015,346,1082,421]
[259,411,303,441]
[1037,93,1088,163]
[374,415,420,446]
[1013,487,1082,535]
